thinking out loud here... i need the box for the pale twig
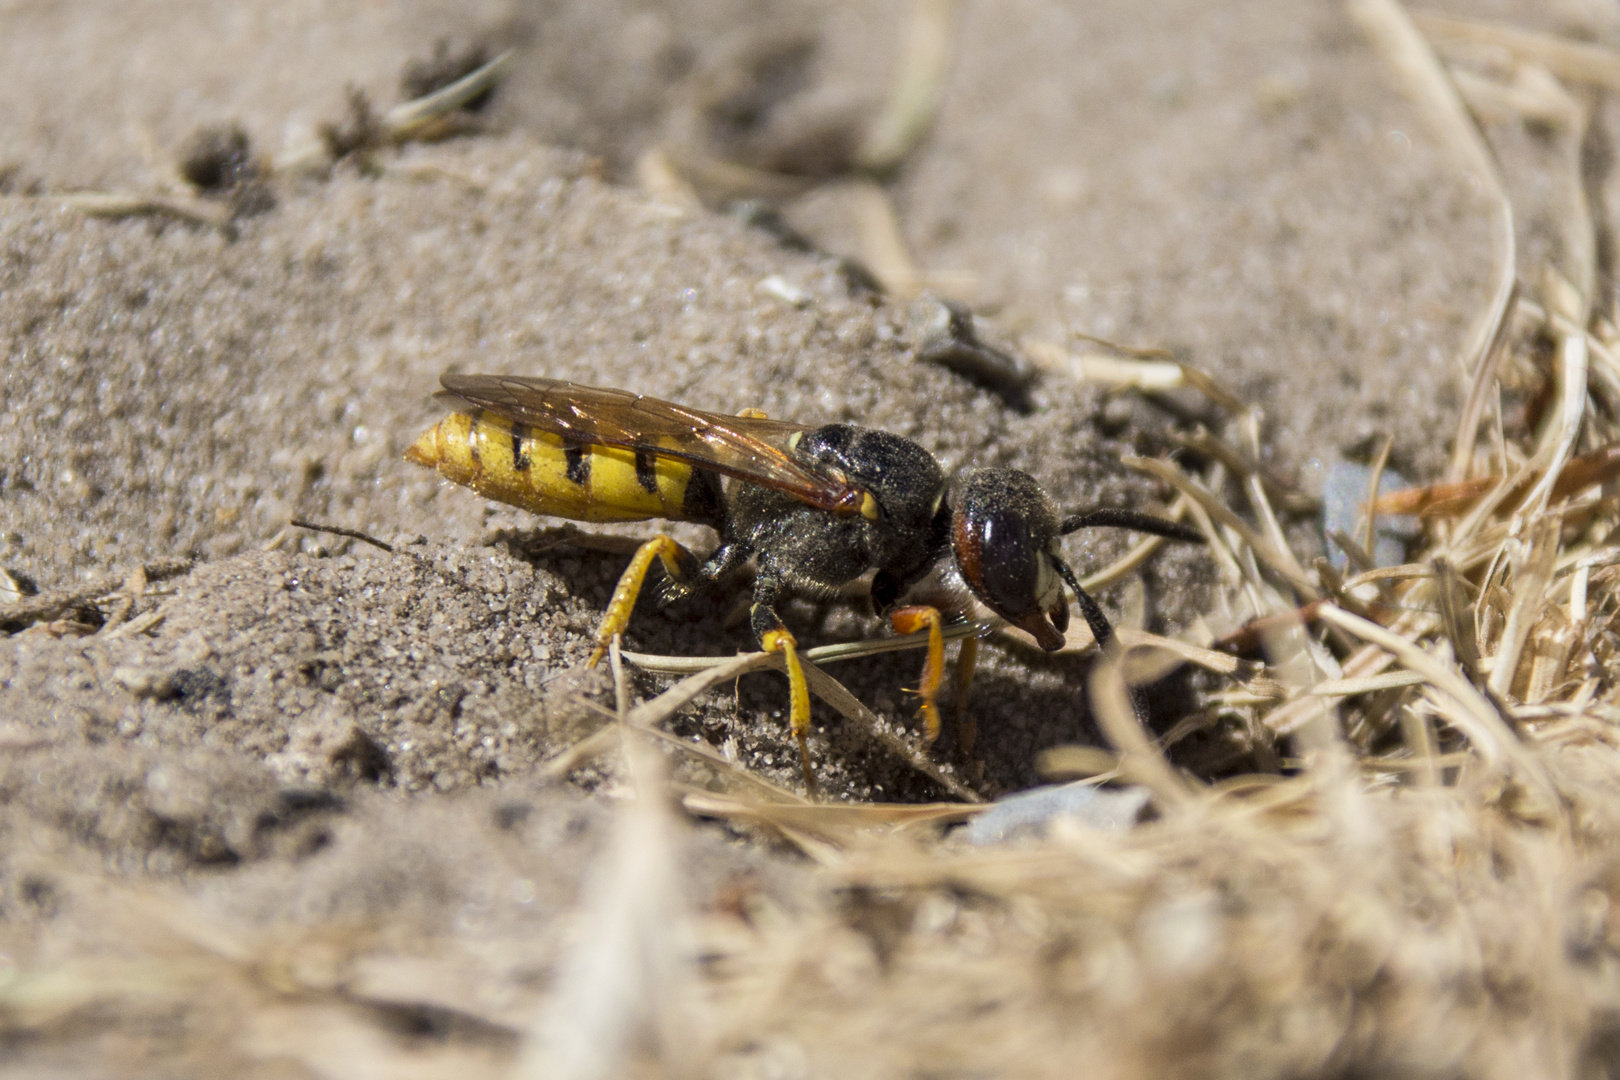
[1021,340,1187,390]
[290,518,395,553]
[1349,0,1516,483]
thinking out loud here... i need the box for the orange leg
[890,605,946,744]
[954,634,980,756]
[760,624,816,797]
[588,535,694,667]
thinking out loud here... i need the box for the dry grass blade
[383,49,516,139]
[1236,412,1317,610]
[1020,624,1252,678]
[657,142,815,203]
[1315,604,1559,812]
[1175,363,1252,414]
[847,179,923,297]
[1171,428,1321,514]
[621,619,989,674]
[0,557,191,631]
[274,50,517,174]
[857,0,959,175]
[679,788,848,863]
[797,656,981,803]
[1088,642,1199,809]
[1035,744,1121,780]
[1368,444,1620,516]
[618,644,980,801]
[1362,434,1395,559]
[609,637,632,723]
[524,693,703,1080]
[1124,455,1319,599]
[681,789,978,841]
[1268,637,1402,739]
[1078,495,1194,591]
[1343,564,1432,589]
[1412,11,1620,92]
[33,191,234,228]
[1523,319,1590,515]
[624,652,778,728]
[1310,670,1427,696]
[1448,65,1581,131]
[539,725,621,780]
[1434,557,1483,683]
[1448,282,1520,483]
[634,145,703,208]
[1445,441,1557,556]
[640,726,809,805]
[1485,514,1563,700]
[1256,603,1344,754]
[1350,0,1516,484]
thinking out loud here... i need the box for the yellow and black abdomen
[406,410,724,526]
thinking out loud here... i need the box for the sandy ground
[1,0,1615,1074]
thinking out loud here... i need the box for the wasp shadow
[485,528,1249,803]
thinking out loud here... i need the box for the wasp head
[951,468,1073,650]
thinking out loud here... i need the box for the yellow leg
[954,634,980,756]
[890,606,945,744]
[760,626,816,796]
[588,535,693,667]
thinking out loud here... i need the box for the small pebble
[964,781,1151,845]
[758,275,811,308]
[911,295,1035,393]
[114,665,174,699]
[1320,458,1419,570]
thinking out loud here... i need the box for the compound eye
[966,509,1043,622]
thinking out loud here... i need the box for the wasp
[406,373,1201,789]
